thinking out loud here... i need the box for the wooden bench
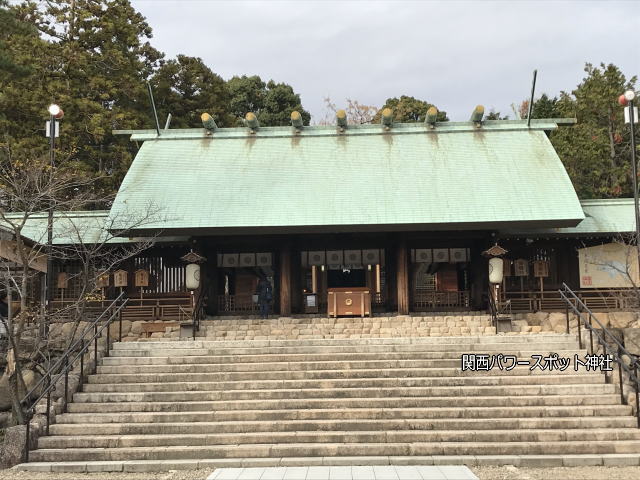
[140,321,180,338]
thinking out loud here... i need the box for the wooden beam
[279,248,292,316]
[396,241,409,315]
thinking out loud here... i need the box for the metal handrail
[559,282,640,428]
[20,292,129,462]
[21,292,126,406]
[192,291,206,340]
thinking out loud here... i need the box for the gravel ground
[1,466,640,480]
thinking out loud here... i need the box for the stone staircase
[16,333,640,472]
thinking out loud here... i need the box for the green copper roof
[109,119,584,235]
[1,211,188,245]
[502,198,636,237]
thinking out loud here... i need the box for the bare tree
[0,143,161,425]
[318,97,379,125]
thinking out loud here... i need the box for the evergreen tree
[373,96,449,123]
[151,55,233,128]
[2,0,163,196]
[547,63,637,198]
[227,75,311,126]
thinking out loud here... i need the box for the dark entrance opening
[327,268,366,288]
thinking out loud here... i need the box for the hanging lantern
[488,257,504,284]
[185,263,200,290]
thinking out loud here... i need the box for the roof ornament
[425,106,438,129]
[201,113,217,134]
[181,250,207,264]
[380,107,393,131]
[244,112,259,133]
[482,243,508,258]
[336,109,347,132]
[290,110,303,133]
[470,105,485,128]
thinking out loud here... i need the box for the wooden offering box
[327,287,371,318]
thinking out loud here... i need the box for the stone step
[56,405,632,425]
[101,349,586,366]
[112,335,572,350]
[109,341,580,357]
[13,454,640,472]
[86,367,602,385]
[49,417,638,436]
[66,395,627,414]
[37,428,640,449]
[77,377,613,394]
[28,440,640,462]
[81,375,606,394]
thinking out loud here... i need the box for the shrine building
[7,109,638,321]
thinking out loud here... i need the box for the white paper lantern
[488,257,504,284]
[185,263,200,290]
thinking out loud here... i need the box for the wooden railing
[413,290,470,310]
[218,294,260,314]
[505,289,639,312]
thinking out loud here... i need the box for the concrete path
[207,466,478,480]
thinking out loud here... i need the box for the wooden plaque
[134,269,149,287]
[514,259,529,277]
[533,260,549,278]
[56,272,69,289]
[96,272,110,288]
[114,269,128,287]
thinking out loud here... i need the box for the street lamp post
[619,90,639,270]
[45,104,63,326]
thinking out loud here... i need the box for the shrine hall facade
[14,113,639,319]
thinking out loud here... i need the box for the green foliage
[530,94,562,119]
[0,0,34,81]
[544,63,637,199]
[151,55,233,128]
[373,96,449,123]
[1,0,164,198]
[227,75,311,126]
[485,110,509,120]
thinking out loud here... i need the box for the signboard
[514,259,529,277]
[56,272,69,289]
[96,272,109,288]
[113,269,128,287]
[579,242,639,288]
[533,260,549,278]
[134,269,149,287]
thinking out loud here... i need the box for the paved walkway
[207,466,478,480]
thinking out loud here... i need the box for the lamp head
[48,104,64,118]
[624,90,636,102]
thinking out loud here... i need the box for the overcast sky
[131,0,639,123]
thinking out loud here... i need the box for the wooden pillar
[204,249,218,316]
[291,247,301,314]
[279,247,292,316]
[311,265,318,293]
[396,241,409,315]
[385,246,397,311]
